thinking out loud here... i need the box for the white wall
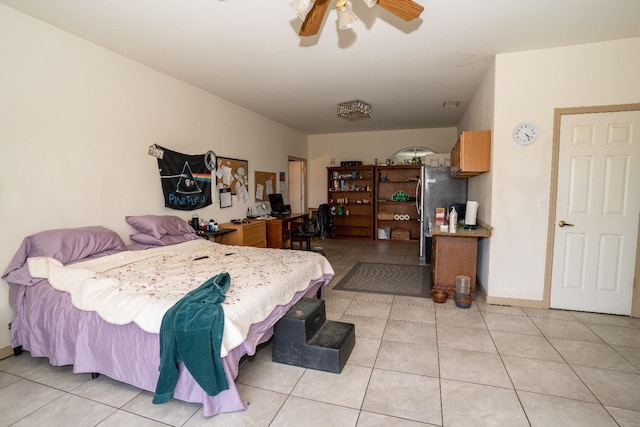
[458,60,495,293]
[307,128,458,208]
[0,5,307,350]
[488,37,640,301]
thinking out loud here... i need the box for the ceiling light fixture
[292,0,424,38]
[336,0,358,30]
[290,0,314,20]
[337,100,372,121]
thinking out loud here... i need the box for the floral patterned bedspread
[27,239,334,356]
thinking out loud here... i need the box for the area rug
[333,262,431,298]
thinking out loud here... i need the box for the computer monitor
[268,193,286,215]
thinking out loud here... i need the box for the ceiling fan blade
[299,0,331,37]
[377,0,424,21]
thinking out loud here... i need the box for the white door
[551,111,640,315]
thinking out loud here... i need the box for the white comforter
[28,239,334,356]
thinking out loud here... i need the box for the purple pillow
[2,226,126,285]
[125,215,195,239]
[130,232,199,246]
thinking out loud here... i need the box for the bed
[2,218,334,417]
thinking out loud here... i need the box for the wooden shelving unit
[374,165,421,242]
[327,165,375,239]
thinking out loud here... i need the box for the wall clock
[512,122,538,145]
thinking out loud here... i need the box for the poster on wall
[156,145,212,210]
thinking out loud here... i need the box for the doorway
[288,157,307,214]
[545,104,640,316]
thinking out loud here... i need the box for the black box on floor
[272,298,355,374]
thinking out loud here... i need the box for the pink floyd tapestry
[157,145,212,210]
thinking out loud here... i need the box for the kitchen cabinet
[327,165,375,239]
[430,223,492,300]
[375,165,421,242]
[450,130,491,178]
[217,220,267,247]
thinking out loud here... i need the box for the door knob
[558,220,574,227]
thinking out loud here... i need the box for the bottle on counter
[449,207,458,233]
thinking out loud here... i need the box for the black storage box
[272,298,355,373]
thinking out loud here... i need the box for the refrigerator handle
[415,179,421,214]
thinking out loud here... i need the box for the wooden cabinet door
[450,130,491,178]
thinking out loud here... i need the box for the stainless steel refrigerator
[416,166,468,260]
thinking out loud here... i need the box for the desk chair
[291,204,333,255]
[291,218,321,252]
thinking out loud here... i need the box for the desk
[216,220,267,247]
[260,213,308,249]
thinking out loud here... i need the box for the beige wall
[307,128,458,208]
[0,5,307,349]
[487,37,640,301]
[458,60,496,293]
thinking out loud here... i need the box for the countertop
[430,221,492,238]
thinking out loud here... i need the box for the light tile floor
[1,239,640,426]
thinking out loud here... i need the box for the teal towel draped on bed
[153,272,230,404]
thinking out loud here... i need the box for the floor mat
[332,261,431,298]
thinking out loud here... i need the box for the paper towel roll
[394,214,401,221]
[466,201,479,225]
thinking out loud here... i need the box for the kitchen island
[430,222,492,300]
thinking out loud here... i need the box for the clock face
[513,122,538,145]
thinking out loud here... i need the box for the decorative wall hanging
[155,145,212,210]
[215,156,249,201]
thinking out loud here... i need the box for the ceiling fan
[296,0,424,37]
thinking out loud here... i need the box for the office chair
[291,204,332,255]
[291,217,321,252]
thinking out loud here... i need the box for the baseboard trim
[0,345,14,360]
[485,295,547,309]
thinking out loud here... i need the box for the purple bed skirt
[8,274,330,417]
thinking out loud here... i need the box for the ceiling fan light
[362,0,377,8]
[336,0,358,30]
[290,0,313,21]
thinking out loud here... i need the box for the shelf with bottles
[327,165,375,239]
[329,186,372,193]
[328,167,373,180]
[329,179,373,192]
[330,197,372,205]
[330,201,372,215]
